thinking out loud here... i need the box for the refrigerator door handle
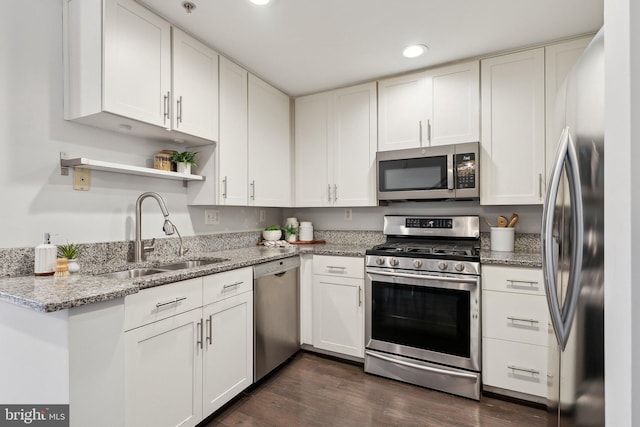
[542,127,584,350]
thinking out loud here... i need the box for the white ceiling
[140,0,603,96]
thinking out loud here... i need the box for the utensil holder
[490,227,515,252]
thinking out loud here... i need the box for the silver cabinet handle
[358,285,362,307]
[155,296,187,308]
[197,319,203,349]
[506,279,539,288]
[177,95,183,124]
[250,180,255,200]
[427,119,432,143]
[447,153,454,190]
[539,173,543,199]
[507,316,539,324]
[366,350,478,380]
[206,314,212,345]
[419,120,423,145]
[334,184,338,202]
[163,91,170,124]
[328,184,332,203]
[223,281,243,290]
[222,176,228,199]
[327,266,346,270]
[507,365,540,375]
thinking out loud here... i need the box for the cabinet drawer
[124,278,203,331]
[483,290,550,346]
[482,265,544,296]
[203,267,253,305]
[483,337,547,398]
[313,255,364,279]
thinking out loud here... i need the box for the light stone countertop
[480,249,542,268]
[0,243,369,313]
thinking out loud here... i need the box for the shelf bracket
[60,152,69,176]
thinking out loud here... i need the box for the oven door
[365,268,480,372]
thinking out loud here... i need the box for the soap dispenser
[34,232,57,276]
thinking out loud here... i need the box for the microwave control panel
[455,152,476,189]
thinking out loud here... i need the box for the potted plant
[171,151,199,175]
[262,225,282,241]
[57,242,81,273]
[284,224,298,242]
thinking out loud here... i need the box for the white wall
[0,0,277,249]
[285,203,542,234]
[603,0,640,424]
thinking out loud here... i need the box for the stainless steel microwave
[376,142,479,201]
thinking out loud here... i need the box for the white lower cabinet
[311,255,364,358]
[482,265,549,401]
[125,267,253,427]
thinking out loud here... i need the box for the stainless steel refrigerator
[542,29,604,426]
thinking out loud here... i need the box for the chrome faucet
[135,192,176,262]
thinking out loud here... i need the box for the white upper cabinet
[64,0,217,145]
[377,60,479,151]
[103,0,171,128]
[377,72,427,151]
[248,74,292,207]
[425,61,480,146]
[218,57,249,206]
[294,82,377,207]
[545,37,591,181]
[480,48,545,205]
[171,28,219,141]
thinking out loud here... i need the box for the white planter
[68,259,80,273]
[177,162,191,175]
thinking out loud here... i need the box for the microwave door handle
[447,154,454,190]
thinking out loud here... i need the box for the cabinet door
[248,75,291,207]
[377,72,427,151]
[172,27,218,141]
[545,37,591,182]
[125,309,203,427]
[202,292,253,415]
[219,57,249,205]
[331,82,378,207]
[103,0,171,128]
[312,274,364,358]
[425,61,480,146]
[294,92,331,207]
[480,48,545,205]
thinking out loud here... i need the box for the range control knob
[389,258,400,267]
[375,257,385,266]
[413,259,423,268]
[455,263,465,272]
[438,261,448,271]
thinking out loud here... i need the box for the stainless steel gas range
[364,215,481,400]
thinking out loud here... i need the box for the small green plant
[57,242,80,260]
[284,224,298,235]
[265,225,280,231]
[171,151,199,167]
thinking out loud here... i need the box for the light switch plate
[344,208,352,221]
[259,209,266,223]
[73,168,90,191]
[205,209,220,225]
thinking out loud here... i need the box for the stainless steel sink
[98,268,168,279]
[157,258,228,270]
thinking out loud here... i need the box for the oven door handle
[367,269,478,286]
[366,351,478,380]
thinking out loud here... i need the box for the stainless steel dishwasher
[253,256,300,381]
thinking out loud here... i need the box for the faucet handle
[143,238,156,253]
[178,247,189,257]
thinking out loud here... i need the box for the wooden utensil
[497,216,508,228]
[507,213,519,228]
[483,217,494,229]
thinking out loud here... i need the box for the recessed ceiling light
[250,0,271,5]
[402,44,428,58]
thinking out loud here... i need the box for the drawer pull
[197,319,203,350]
[223,281,243,290]
[206,314,212,345]
[507,365,540,375]
[155,296,187,308]
[327,266,347,270]
[506,279,539,288]
[507,316,539,324]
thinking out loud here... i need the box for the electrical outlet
[344,208,352,221]
[73,168,90,191]
[205,209,220,225]
[259,209,266,223]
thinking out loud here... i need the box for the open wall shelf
[60,158,205,182]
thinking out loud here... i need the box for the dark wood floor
[205,352,549,427]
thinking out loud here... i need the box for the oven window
[378,156,447,192]
[371,281,470,358]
